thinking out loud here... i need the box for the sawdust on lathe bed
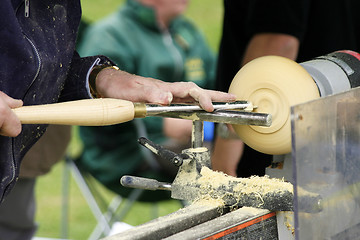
[194,167,293,208]
[192,194,226,207]
[198,167,293,194]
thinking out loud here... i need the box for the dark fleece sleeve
[58,52,116,102]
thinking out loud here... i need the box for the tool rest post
[192,120,204,148]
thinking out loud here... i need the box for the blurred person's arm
[242,33,299,64]
[163,118,193,144]
[212,33,299,176]
[212,124,243,177]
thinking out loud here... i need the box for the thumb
[0,92,23,108]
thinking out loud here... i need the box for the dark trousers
[0,178,37,240]
[236,145,273,178]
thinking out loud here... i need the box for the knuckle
[0,104,8,116]
[187,82,197,88]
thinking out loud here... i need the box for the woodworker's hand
[0,91,23,137]
[95,68,236,112]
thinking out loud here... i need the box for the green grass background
[34,1,223,239]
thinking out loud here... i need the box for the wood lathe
[107,50,360,240]
[11,50,360,239]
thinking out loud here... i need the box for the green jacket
[77,0,215,199]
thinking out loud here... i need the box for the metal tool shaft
[134,101,271,127]
[156,110,271,127]
[146,101,252,114]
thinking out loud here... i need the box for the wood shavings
[192,167,294,211]
[198,167,293,194]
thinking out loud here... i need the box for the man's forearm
[212,136,244,177]
[242,33,300,65]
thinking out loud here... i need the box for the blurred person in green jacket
[77,0,216,200]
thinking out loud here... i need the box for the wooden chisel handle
[12,98,135,126]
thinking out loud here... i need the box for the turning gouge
[12,98,270,126]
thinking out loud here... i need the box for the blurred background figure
[212,0,360,177]
[77,0,216,201]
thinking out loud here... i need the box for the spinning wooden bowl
[229,56,320,155]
